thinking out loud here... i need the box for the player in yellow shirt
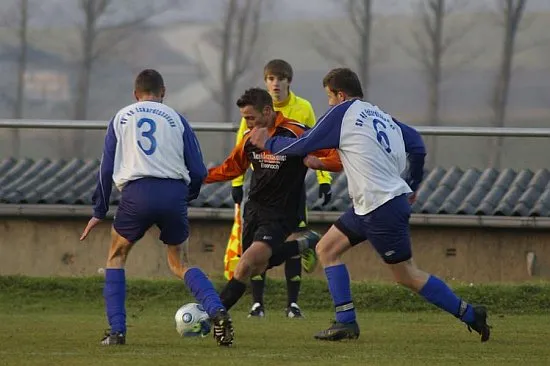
[231,59,333,318]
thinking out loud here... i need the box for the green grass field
[1,277,550,365]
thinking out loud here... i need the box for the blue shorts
[114,177,189,245]
[335,194,412,264]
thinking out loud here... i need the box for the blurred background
[0,0,548,169]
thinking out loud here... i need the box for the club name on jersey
[355,108,390,127]
[252,151,286,169]
[120,107,177,127]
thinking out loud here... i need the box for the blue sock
[103,268,126,334]
[419,275,474,323]
[325,264,356,324]
[184,267,225,318]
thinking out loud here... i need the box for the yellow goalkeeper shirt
[231,91,332,187]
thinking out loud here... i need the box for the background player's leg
[284,256,302,315]
[284,193,307,318]
[102,228,136,343]
[220,241,272,311]
[284,231,303,318]
[249,272,266,317]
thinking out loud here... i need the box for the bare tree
[69,0,173,156]
[73,0,172,121]
[397,0,477,165]
[489,0,527,168]
[0,0,32,157]
[312,0,374,99]
[196,0,264,124]
[14,0,28,121]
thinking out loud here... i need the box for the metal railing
[2,118,550,137]
[1,118,550,227]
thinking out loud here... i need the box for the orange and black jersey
[206,112,342,216]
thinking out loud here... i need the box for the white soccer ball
[174,303,211,337]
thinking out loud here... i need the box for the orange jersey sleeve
[310,148,343,172]
[279,120,343,173]
[205,134,251,183]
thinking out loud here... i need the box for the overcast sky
[4,0,550,28]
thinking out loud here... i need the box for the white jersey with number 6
[266,99,417,215]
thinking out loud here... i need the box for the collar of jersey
[273,91,295,109]
[268,112,287,134]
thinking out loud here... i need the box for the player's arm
[181,117,208,201]
[304,102,334,205]
[265,101,351,156]
[205,137,250,183]
[308,148,343,172]
[230,118,248,187]
[304,101,334,183]
[92,118,117,219]
[393,118,426,192]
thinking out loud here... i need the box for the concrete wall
[1,218,549,283]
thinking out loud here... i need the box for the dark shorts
[114,177,189,245]
[335,194,412,264]
[242,201,297,253]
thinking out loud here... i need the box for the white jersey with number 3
[111,101,191,190]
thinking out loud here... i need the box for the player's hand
[318,183,332,206]
[231,186,243,204]
[303,155,326,170]
[249,127,269,149]
[80,217,103,241]
[408,191,417,205]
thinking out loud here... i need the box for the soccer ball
[174,303,211,337]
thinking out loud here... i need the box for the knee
[235,253,267,280]
[316,242,337,265]
[391,262,428,292]
[394,274,416,290]
[107,242,131,268]
[234,260,253,281]
[167,258,186,278]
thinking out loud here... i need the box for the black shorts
[242,201,298,253]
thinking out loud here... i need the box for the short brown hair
[135,69,164,95]
[322,68,363,99]
[236,88,273,112]
[264,59,293,82]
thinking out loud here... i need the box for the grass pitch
[1,276,550,365]
[2,304,550,365]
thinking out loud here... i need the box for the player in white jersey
[249,68,490,342]
[79,69,234,347]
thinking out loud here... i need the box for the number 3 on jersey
[372,118,391,153]
[137,118,157,155]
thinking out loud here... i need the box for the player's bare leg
[389,259,491,342]
[314,226,360,341]
[166,241,234,347]
[101,228,136,345]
